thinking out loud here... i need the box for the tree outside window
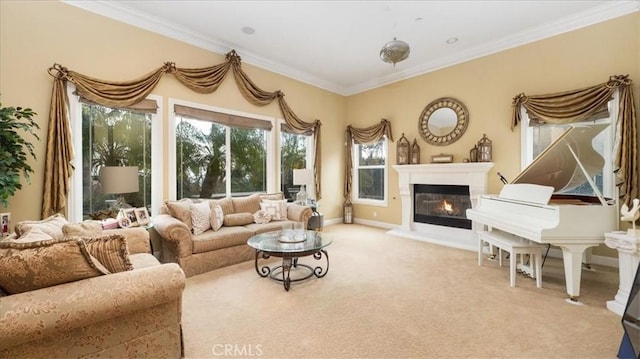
[354,140,386,202]
[82,103,152,218]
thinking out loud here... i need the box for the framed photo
[134,207,150,226]
[430,153,454,163]
[123,208,139,227]
[1,212,10,238]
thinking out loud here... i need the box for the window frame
[276,118,314,199]
[168,98,276,200]
[519,90,618,199]
[68,85,163,222]
[352,138,388,207]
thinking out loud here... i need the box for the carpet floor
[181,224,622,359]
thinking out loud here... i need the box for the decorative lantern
[469,145,478,162]
[477,134,492,162]
[410,139,420,164]
[397,133,410,165]
[343,199,353,224]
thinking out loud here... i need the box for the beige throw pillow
[260,199,288,221]
[62,221,103,237]
[165,199,194,230]
[210,204,224,231]
[81,234,133,273]
[0,238,108,294]
[191,201,212,235]
[15,213,69,239]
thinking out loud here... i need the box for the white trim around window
[352,139,388,207]
[168,98,276,200]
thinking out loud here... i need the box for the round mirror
[418,97,469,146]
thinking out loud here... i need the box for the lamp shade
[293,168,313,186]
[100,166,139,194]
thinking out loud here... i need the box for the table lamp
[293,168,313,204]
[100,166,139,209]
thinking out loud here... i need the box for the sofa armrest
[287,203,313,225]
[104,227,150,254]
[0,263,185,350]
[153,213,193,258]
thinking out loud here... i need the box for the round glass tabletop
[247,230,332,254]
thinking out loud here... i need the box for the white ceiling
[66,0,639,96]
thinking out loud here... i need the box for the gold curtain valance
[344,119,394,202]
[511,74,638,205]
[43,50,322,217]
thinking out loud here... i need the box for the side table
[604,231,640,316]
[308,212,324,231]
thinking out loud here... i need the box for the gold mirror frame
[418,97,469,146]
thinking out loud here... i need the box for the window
[279,123,312,201]
[521,92,617,199]
[353,139,388,205]
[69,92,162,222]
[171,102,273,199]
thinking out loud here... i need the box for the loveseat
[0,215,185,358]
[154,192,313,277]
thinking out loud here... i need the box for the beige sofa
[0,217,185,358]
[154,192,313,277]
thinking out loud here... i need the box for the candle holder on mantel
[621,198,640,238]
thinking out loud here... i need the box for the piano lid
[512,123,609,195]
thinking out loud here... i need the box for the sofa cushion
[224,213,254,227]
[260,199,288,220]
[244,220,296,235]
[81,234,133,273]
[14,213,69,239]
[62,221,103,237]
[210,204,224,231]
[215,197,234,216]
[191,201,212,235]
[129,252,161,269]
[231,193,261,214]
[0,238,108,294]
[166,199,194,230]
[192,226,254,253]
[13,228,54,242]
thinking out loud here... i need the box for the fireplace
[389,163,494,251]
[413,184,472,229]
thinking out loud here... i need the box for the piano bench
[477,230,545,288]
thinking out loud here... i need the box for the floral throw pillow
[253,210,272,224]
[0,238,108,294]
[191,201,212,235]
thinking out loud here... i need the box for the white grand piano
[467,123,617,302]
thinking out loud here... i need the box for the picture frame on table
[1,212,10,238]
[123,208,139,227]
[134,207,150,226]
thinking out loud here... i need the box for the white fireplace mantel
[388,162,494,251]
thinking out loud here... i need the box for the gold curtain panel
[343,119,394,202]
[511,74,638,205]
[44,50,322,218]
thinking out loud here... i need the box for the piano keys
[467,123,617,302]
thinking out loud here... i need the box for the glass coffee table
[247,230,332,291]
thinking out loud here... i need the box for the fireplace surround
[389,163,494,251]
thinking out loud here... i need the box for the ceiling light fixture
[380,37,410,66]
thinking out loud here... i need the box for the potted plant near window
[0,102,39,208]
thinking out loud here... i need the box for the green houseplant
[0,102,39,208]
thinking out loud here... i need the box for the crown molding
[63,0,639,96]
[346,1,640,95]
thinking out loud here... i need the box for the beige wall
[0,1,346,224]
[1,1,638,260]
